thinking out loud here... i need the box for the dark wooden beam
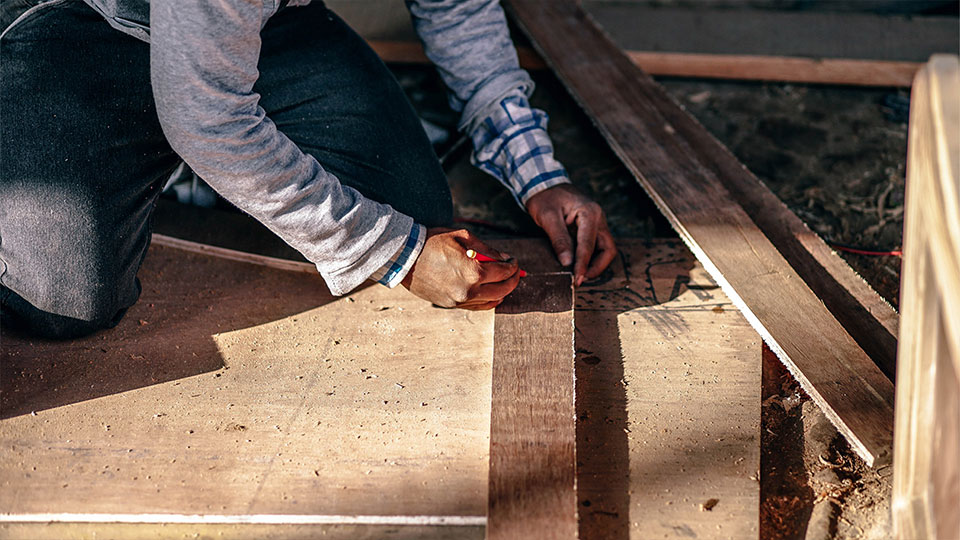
[488,273,578,539]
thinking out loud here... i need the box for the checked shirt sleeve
[368,223,426,288]
[469,91,571,207]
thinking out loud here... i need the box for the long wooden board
[505,0,895,466]
[487,273,577,539]
[368,40,920,88]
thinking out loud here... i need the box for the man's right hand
[401,228,522,310]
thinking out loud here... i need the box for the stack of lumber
[505,0,895,468]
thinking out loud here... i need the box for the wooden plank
[0,523,480,540]
[368,39,919,88]
[0,243,492,537]
[151,233,316,274]
[505,0,895,466]
[893,55,960,540]
[496,238,761,538]
[617,254,761,539]
[487,273,577,539]
[623,51,918,88]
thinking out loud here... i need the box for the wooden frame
[892,54,960,540]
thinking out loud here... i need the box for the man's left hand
[525,184,617,286]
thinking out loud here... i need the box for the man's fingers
[539,210,574,266]
[470,267,522,302]
[573,209,599,285]
[585,227,617,279]
[475,259,519,284]
[458,299,504,311]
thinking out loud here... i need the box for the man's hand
[525,184,616,286]
[401,228,522,310]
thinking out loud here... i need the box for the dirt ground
[661,79,908,309]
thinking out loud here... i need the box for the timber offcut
[488,273,577,539]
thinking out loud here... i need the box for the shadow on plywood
[0,244,354,419]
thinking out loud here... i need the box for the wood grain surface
[892,55,960,540]
[487,273,578,539]
[1,244,493,532]
[505,0,894,466]
[495,238,761,539]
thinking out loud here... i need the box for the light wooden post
[893,54,960,540]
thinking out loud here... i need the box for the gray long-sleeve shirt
[83,0,570,295]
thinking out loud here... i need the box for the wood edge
[367,39,918,87]
[150,234,317,275]
[625,51,919,88]
[0,513,485,526]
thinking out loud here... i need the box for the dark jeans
[0,0,452,339]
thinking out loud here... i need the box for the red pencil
[466,249,527,277]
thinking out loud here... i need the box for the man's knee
[0,265,140,339]
[0,179,148,339]
[1,282,132,340]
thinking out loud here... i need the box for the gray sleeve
[405,0,535,133]
[149,0,417,296]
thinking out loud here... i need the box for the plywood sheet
[1,238,760,538]
[0,244,492,527]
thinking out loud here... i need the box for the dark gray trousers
[0,0,452,339]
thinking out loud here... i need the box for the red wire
[828,242,902,257]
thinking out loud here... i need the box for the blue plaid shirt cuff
[369,223,426,288]
[469,90,571,207]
